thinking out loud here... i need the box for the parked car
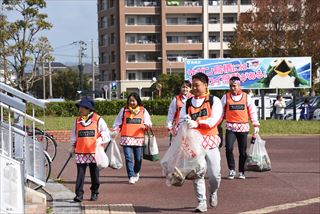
[284,96,320,120]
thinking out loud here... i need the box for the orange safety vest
[225,92,249,123]
[121,107,145,138]
[173,95,185,125]
[75,112,100,154]
[186,96,218,136]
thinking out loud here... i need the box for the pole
[91,39,95,99]
[49,61,52,98]
[42,57,46,99]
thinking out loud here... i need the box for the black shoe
[73,196,83,202]
[90,193,98,201]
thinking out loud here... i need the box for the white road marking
[239,197,320,214]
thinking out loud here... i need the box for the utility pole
[91,39,95,99]
[42,56,46,99]
[77,41,87,94]
[48,60,52,98]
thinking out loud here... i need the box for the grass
[34,116,320,135]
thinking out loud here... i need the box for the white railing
[0,82,46,214]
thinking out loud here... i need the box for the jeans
[194,148,221,203]
[225,130,248,173]
[123,146,142,178]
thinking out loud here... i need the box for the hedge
[27,99,172,117]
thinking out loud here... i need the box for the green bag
[143,128,160,161]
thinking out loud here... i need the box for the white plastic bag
[245,134,271,172]
[95,144,109,170]
[106,139,123,169]
[160,123,206,186]
[143,129,160,161]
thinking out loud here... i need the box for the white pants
[193,147,221,203]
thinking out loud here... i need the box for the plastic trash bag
[245,134,271,172]
[143,129,160,161]
[106,139,123,169]
[95,144,109,170]
[160,123,206,187]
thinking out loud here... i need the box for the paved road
[49,135,320,214]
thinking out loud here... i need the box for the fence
[0,83,46,214]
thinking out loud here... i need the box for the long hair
[126,92,143,107]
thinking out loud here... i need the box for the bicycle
[26,126,58,162]
[25,150,52,190]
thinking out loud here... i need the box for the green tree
[229,0,320,94]
[151,73,185,99]
[31,68,90,100]
[1,0,53,92]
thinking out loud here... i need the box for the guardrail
[0,82,46,214]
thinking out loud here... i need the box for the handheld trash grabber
[56,153,73,180]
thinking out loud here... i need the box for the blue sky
[43,0,99,64]
[5,0,99,65]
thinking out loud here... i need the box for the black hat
[76,97,95,111]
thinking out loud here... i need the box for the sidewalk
[45,136,320,214]
[44,180,136,214]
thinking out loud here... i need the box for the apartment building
[97,0,252,99]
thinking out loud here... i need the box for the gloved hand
[68,145,75,155]
[110,130,118,139]
[186,118,198,129]
[254,126,260,134]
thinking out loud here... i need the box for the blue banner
[185,57,311,89]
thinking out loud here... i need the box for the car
[284,96,320,120]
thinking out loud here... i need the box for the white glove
[110,130,118,139]
[254,127,260,134]
[183,115,191,121]
[186,118,198,129]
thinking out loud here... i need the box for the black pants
[225,130,248,173]
[75,163,100,197]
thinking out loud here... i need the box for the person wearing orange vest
[221,76,260,180]
[113,92,152,184]
[167,80,192,139]
[69,97,111,202]
[179,73,223,213]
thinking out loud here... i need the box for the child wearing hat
[69,97,111,202]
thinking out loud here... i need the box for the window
[101,16,107,28]
[167,17,178,25]
[110,15,115,26]
[126,0,134,6]
[127,17,135,25]
[111,51,115,62]
[128,54,136,62]
[110,0,115,8]
[167,36,179,43]
[128,72,136,80]
[112,69,116,80]
[142,71,156,80]
[100,70,105,81]
[111,33,115,44]
[127,35,135,44]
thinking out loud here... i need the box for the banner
[185,57,311,90]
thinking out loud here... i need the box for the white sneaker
[238,172,246,179]
[194,201,207,212]
[129,177,136,184]
[210,192,218,207]
[134,173,140,183]
[227,170,236,180]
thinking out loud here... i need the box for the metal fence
[0,82,46,214]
